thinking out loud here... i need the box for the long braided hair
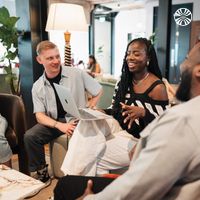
[112,37,162,116]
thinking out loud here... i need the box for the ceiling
[51,0,153,14]
[86,0,147,13]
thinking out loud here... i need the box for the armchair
[0,93,29,174]
[96,81,116,109]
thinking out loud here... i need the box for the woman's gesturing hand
[120,102,145,129]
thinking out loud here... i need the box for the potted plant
[0,6,20,95]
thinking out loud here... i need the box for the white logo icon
[174,8,192,26]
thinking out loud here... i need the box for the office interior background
[0,0,200,128]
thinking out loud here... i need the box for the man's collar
[61,66,69,78]
[43,66,68,85]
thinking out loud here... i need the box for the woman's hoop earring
[147,60,149,66]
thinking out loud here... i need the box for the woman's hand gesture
[120,102,145,129]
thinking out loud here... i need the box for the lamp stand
[64,31,71,66]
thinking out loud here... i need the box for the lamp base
[64,44,71,66]
[64,31,71,66]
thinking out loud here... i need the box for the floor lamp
[45,3,88,66]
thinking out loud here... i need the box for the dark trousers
[54,175,114,200]
[24,123,63,172]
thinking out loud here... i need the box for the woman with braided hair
[107,37,169,138]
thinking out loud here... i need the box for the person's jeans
[24,123,64,172]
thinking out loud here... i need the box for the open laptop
[53,83,111,120]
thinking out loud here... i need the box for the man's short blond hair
[36,40,57,55]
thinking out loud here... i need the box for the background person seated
[87,55,102,77]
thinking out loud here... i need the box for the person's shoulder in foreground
[77,42,200,200]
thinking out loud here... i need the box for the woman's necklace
[132,72,150,86]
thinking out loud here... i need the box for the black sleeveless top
[107,80,169,138]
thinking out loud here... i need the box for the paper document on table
[0,165,45,200]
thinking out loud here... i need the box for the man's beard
[176,69,192,102]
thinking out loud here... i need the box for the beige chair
[97,81,116,109]
[49,135,70,178]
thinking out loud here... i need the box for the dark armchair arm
[0,93,29,174]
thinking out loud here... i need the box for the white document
[0,165,45,200]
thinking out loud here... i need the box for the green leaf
[0,6,19,61]
[0,7,10,24]
[6,51,16,60]
[0,6,20,95]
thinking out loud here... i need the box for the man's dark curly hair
[112,37,162,115]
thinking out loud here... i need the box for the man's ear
[36,55,42,64]
[195,65,200,78]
